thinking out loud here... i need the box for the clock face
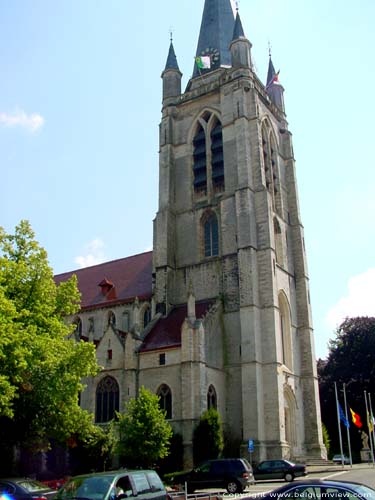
[201,47,220,68]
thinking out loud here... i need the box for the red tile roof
[54,251,152,311]
[141,300,214,352]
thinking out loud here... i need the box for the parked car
[332,454,350,465]
[0,478,57,500]
[257,479,375,500]
[55,470,167,500]
[253,459,306,482]
[170,458,254,494]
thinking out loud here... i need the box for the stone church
[55,0,326,465]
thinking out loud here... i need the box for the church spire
[164,39,180,72]
[230,9,252,69]
[161,38,182,102]
[192,0,236,77]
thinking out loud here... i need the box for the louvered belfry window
[193,124,207,194]
[211,121,224,192]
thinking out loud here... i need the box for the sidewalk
[306,462,374,474]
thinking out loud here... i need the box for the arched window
[204,213,219,257]
[143,306,151,328]
[207,385,217,409]
[211,120,224,192]
[107,311,116,327]
[95,376,119,423]
[274,217,284,265]
[193,124,207,194]
[157,384,172,419]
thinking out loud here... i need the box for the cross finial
[268,41,272,58]
[169,26,174,43]
[235,0,239,11]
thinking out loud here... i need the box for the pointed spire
[265,50,285,112]
[164,40,180,72]
[232,11,245,40]
[193,0,236,77]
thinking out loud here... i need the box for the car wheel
[284,473,294,482]
[226,480,242,494]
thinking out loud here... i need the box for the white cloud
[0,109,45,133]
[325,268,375,330]
[75,239,106,268]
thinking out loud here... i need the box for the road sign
[248,439,254,452]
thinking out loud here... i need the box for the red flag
[349,407,363,428]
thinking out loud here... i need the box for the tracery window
[207,385,217,409]
[157,384,172,419]
[204,213,219,257]
[143,306,151,328]
[95,376,119,423]
[107,311,116,327]
[192,115,225,196]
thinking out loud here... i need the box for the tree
[0,221,100,458]
[318,317,375,456]
[193,408,224,465]
[115,386,173,467]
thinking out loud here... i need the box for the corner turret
[230,10,252,69]
[161,40,182,102]
[266,54,285,112]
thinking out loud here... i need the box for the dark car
[55,470,167,500]
[256,479,375,500]
[0,478,56,500]
[170,458,253,494]
[253,460,306,482]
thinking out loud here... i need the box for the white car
[332,454,350,464]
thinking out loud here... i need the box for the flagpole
[369,393,375,460]
[364,391,375,465]
[335,382,345,466]
[343,384,353,467]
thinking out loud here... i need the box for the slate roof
[164,41,180,71]
[54,251,153,311]
[141,300,214,352]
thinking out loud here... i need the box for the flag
[195,56,211,70]
[266,70,280,90]
[339,403,350,428]
[367,411,374,433]
[349,407,363,428]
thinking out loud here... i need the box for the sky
[1,0,374,360]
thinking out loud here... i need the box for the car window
[282,487,322,499]
[0,483,15,495]
[210,461,227,474]
[58,475,113,500]
[131,473,150,494]
[115,476,134,498]
[146,472,164,493]
[325,487,369,500]
[258,461,270,470]
[196,462,210,473]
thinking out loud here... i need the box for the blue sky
[1,0,374,360]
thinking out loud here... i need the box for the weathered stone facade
[56,0,326,468]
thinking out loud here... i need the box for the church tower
[153,0,326,463]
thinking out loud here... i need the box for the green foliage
[0,221,100,451]
[70,425,116,474]
[321,422,330,456]
[193,408,224,465]
[114,386,173,467]
[157,431,184,476]
[318,316,375,454]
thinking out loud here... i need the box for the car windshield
[17,480,49,493]
[57,476,114,500]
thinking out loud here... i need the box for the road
[184,464,375,498]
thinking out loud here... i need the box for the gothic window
[207,385,217,409]
[95,376,119,423]
[157,384,172,419]
[211,120,224,192]
[107,311,116,327]
[122,312,129,331]
[193,124,207,194]
[143,306,151,328]
[204,213,219,257]
[274,217,284,265]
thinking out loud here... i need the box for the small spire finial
[169,26,174,43]
[235,0,239,12]
[268,41,272,58]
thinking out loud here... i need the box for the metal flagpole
[364,391,375,465]
[343,384,353,466]
[335,382,345,465]
[369,394,375,459]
